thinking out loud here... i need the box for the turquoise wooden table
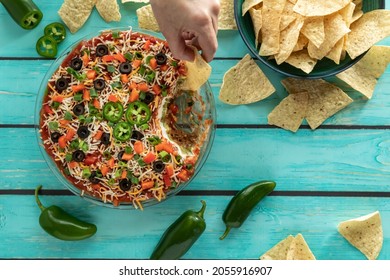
[1,0,390,260]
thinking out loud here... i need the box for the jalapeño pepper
[125,101,151,126]
[1,0,43,29]
[35,185,97,241]
[219,181,276,240]
[44,22,67,43]
[103,101,124,123]
[36,35,57,58]
[113,122,132,142]
[150,200,207,260]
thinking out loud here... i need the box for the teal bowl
[234,0,385,78]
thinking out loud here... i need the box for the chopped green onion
[82,167,91,178]
[124,52,133,61]
[107,65,116,73]
[74,93,83,101]
[52,101,60,110]
[64,111,73,121]
[89,88,98,98]
[48,121,59,131]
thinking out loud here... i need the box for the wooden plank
[0,1,248,58]
[0,195,389,259]
[1,59,390,125]
[1,128,390,192]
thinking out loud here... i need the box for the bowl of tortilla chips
[35,27,216,210]
[234,0,386,78]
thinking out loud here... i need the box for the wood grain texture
[0,195,389,259]
[1,128,390,192]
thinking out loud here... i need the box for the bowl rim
[34,27,217,210]
[233,0,385,79]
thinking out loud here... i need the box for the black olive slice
[55,77,68,91]
[131,130,144,141]
[101,132,110,145]
[152,160,165,173]
[72,150,85,162]
[73,104,85,116]
[118,151,125,161]
[155,52,167,65]
[50,132,61,143]
[77,126,90,139]
[70,57,83,71]
[119,62,132,74]
[93,78,106,90]
[119,179,131,191]
[96,44,108,57]
[89,171,100,184]
[143,92,155,105]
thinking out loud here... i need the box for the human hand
[149,0,220,62]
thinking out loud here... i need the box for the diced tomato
[100,165,109,176]
[68,161,79,169]
[129,88,139,102]
[160,64,169,71]
[120,74,129,83]
[129,81,137,90]
[112,198,120,207]
[44,104,54,114]
[149,57,157,70]
[108,94,118,102]
[84,155,98,166]
[165,164,174,177]
[177,169,190,181]
[82,52,89,66]
[152,84,162,95]
[143,152,156,164]
[137,82,149,92]
[113,53,126,63]
[169,103,179,115]
[94,130,103,140]
[143,40,151,51]
[155,141,175,154]
[132,59,142,68]
[102,55,115,63]
[51,96,64,103]
[134,141,143,154]
[121,153,133,161]
[71,84,85,92]
[59,119,70,126]
[87,70,96,80]
[83,89,90,101]
[163,173,172,187]
[93,99,101,109]
[65,128,76,141]
[141,180,154,190]
[107,157,115,169]
[121,169,128,179]
[178,64,187,75]
[58,135,67,149]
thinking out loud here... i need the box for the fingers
[164,31,195,62]
[196,22,218,62]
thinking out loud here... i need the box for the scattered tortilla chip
[96,0,121,22]
[260,234,316,260]
[219,0,237,30]
[242,0,263,16]
[260,235,295,260]
[338,211,383,260]
[268,91,308,132]
[286,234,316,260]
[179,48,212,91]
[136,4,160,32]
[285,50,317,73]
[219,54,275,105]
[293,0,351,17]
[58,0,96,33]
[346,10,390,59]
[336,46,390,99]
[281,78,353,130]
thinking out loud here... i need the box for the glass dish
[234,0,385,79]
[34,27,216,209]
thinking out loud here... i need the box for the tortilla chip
[293,0,351,17]
[242,0,263,16]
[286,234,316,260]
[282,78,353,129]
[58,0,96,33]
[96,0,121,22]
[301,17,325,48]
[336,46,390,99]
[268,91,308,132]
[307,13,350,60]
[338,211,383,260]
[275,16,304,64]
[293,33,309,52]
[219,54,275,105]
[346,10,390,59]
[136,4,160,32]
[285,50,317,73]
[219,0,237,30]
[259,0,285,56]
[260,235,295,260]
[179,48,212,91]
[249,8,262,47]
[325,37,345,64]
